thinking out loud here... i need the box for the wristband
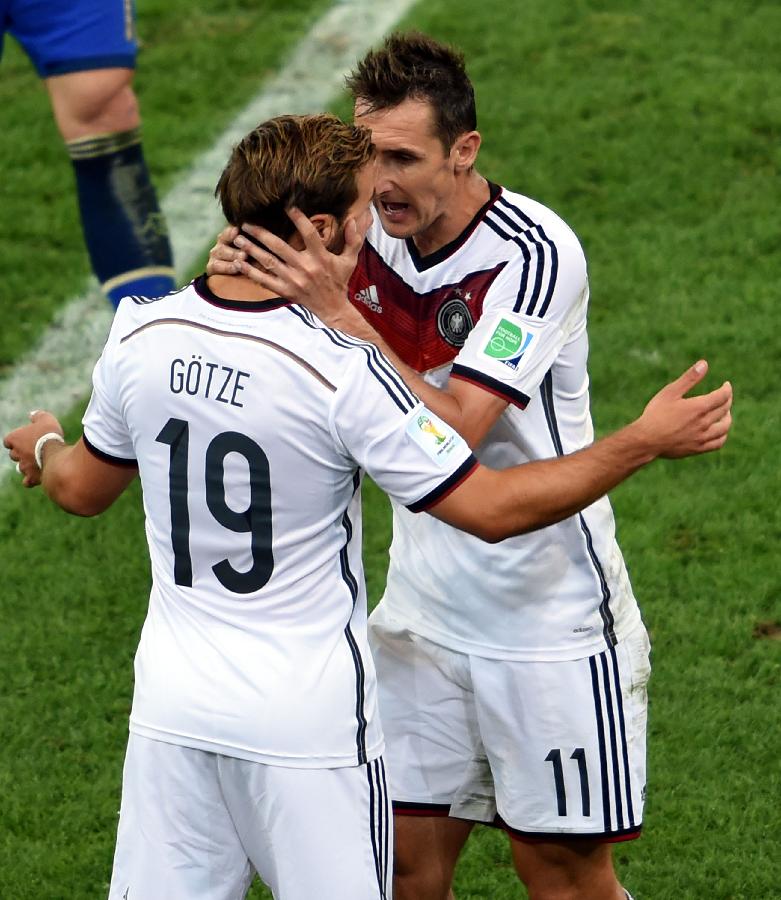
[34,432,65,469]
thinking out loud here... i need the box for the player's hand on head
[3,409,64,488]
[235,208,358,324]
[639,360,733,459]
[206,226,246,276]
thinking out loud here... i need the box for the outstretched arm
[4,411,137,515]
[427,361,732,541]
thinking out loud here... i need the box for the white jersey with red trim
[350,185,642,661]
[81,276,476,767]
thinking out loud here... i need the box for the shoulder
[285,306,418,412]
[113,281,195,335]
[485,187,585,260]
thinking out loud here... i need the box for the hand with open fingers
[3,409,64,488]
[206,226,247,276]
[639,360,733,459]
[232,207,368,323]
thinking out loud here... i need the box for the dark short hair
[215,114,374,241]
[345,31,476,150]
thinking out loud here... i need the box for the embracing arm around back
[427,361,732,542]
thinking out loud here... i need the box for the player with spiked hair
[208,32,731,900]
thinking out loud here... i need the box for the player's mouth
[379,200,412,223]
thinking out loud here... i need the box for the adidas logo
[353,284,382,314]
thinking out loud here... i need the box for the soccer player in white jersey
[206,33,732,900]
[6,114,731,900]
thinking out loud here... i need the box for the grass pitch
[1,0,779,897]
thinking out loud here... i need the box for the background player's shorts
[1,0,137,77]
[369,606,651,842]
[108,734,392,900]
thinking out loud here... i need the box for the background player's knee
[47,69,140,140]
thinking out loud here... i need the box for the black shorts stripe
[367,760,388,898]
[367,762,380,896]
[589,649,638,836]
[610,644,636,827]
[600,652,625,830]
[450,363,531,409]
[589,654,612,831]
[379,757,390,888]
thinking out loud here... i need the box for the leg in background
[47,68,175,307]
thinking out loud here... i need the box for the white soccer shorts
[108,734,391,899]
[369,609,650,841]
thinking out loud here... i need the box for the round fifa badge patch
[436,297,474,347]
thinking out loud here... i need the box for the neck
[207,271,278,302]
[412,170,491,257]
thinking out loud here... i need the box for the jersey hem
[374,605,644,663]
[129,722,384,769]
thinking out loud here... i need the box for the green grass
[1,0,780,897]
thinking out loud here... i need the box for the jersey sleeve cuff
[450,364,530,409]
[406,456,479,513]
[83,433,138,468]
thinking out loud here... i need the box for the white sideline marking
[0,0,417,478]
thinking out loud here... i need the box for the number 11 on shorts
[545,748,590,817]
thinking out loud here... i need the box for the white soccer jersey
[82,277,476,767]
[349,185,642,662]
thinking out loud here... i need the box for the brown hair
[215,114,374,241]
[345,31,477,150]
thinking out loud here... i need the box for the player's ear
[452,130,481,172]
[309,213,337,246]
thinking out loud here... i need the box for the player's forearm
[492,420,657,537]
[41,442,102,516]
[443,418,657,542]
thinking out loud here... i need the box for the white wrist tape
[34,432,65,469]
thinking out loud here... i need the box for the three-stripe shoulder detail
[484,197,560,318]
[286,306,418,414]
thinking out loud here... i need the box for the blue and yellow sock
[67,127,175,308]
